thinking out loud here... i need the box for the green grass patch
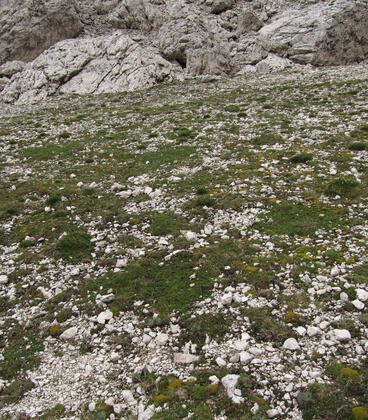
[179,313,232,347]
[298,360,368,420]
[252,132,284,146]
[22,141,83,162]
[253,202,348,236]
[290,152,313,164]
[55,230,93,262]
[89,253,214,315]
[0,320,43,380]
[150,213,184,236]
[348,142,368,151]
[325,175,361,198]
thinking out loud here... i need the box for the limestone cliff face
[1,0,367,103]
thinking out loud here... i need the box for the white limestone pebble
[319,321,330,330]
[110,352,119,362]
[216,357,227,367]
[122,390,136,405]
[295,327,306,337]
[116,258,128,268]
[307,326,320,337]
[182,231,197,241]
[173,353,199,364]
[357,289,368,302]
[332,329,351,342]
[282,338,300,351]
[352,299,365,310]
[97,309,113,324]
[330,266,339,277]
[155,333,169,346]
[0,275,8,285]
[240,351,253,364]
[267,408,280,418]
[340,292,349,302]
[60,327,77,340]
[221,292,233,306]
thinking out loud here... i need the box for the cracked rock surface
[1,0,368,103]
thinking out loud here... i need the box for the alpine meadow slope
[1,1,368,420]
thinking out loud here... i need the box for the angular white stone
[249,346,263,356]
[357,289,368,302]
[352,299,364,310]
[60,326,77,340]
[240,351,253,364]
[70,267,80,276]
[209,375,220,384]
[282,338,300,351]
[173,353,199,364]
[332,329,351,342]
[221,374,240,398]
[340,292,349,302]
[221,292,233,306]
[170,324,180,334]
[122,390,136,405]
[0,275,8,285]
[110,352,119,362]
[295,326,306,336]
[307,326,320,337]
[234,339,249,351]
[182,231,197,241]
[116,258,128,268]
[137,404,155,420]
[319,321,330,330]
[267,408,279,418]
[230,353,240,363]
[100,293,115,303]
[216,357,227,367]
[97,309,113,324]
[155,333,169,346]
[330,266,339,277]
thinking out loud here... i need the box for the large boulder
[258,0,368,65]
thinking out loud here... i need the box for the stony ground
[0,64,368,420]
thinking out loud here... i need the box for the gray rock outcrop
[258,0,368,65]
[0,0,83,64]
[1,0,368,104]
[1,32,183,104]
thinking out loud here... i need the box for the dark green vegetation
[252,201,349,236]
[55,230,93,262]
[87,253,213,315]
[298,360,368,420]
